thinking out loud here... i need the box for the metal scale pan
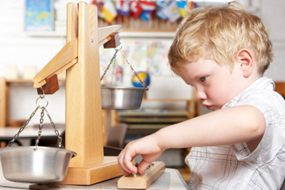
[100,46,149,110]
[0,95,76,183]
[101,86,148,110]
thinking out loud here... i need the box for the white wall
[1,0,285,124]
[260,0,285,81]
[0,0,192,125]
[0,0,67,125]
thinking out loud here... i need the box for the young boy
[118,2,285,189]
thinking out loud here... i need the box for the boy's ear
[235,49,254,78]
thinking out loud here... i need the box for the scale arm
[33,25,122,93]
[33,39,78,89]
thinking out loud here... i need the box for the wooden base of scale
[59,157,122,185]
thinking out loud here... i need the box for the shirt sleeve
[230,91,285,164]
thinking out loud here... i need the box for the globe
[132,72,150,87]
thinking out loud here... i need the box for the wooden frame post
[0,77,6,128]
[59,2,122,185]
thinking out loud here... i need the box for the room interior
[0,0,285,187]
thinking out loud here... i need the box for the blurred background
[0,0,284,180]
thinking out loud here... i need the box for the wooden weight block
[37,74,59,95]
[118,161,165,189]
[103,32,120,49]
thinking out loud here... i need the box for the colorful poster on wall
[25,0,54,31]
[146,40,172,75]
[99,38,173,85]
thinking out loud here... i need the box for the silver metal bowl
[0,146,76,183]
[101,86,148,110]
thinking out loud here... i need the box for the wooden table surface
[0,158,188,190]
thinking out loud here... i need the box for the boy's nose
[196,89,207,101]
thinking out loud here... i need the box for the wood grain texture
[65,0,104,166]
[0,77,6,128]
[30,2,123,185]
[37,74,59,94]
[31,172,170,189]
[118,161,166,189]
[103,32,120,48]
[33,39,78,88]
[60,157,122,185]
[61,2,122,185]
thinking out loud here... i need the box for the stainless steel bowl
[101,86,148,110]
[0,146,76,183]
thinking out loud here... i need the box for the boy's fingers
[137,160,151,175]
[124,153,137,174]
[118,148,137,175]
[118,150,131,175]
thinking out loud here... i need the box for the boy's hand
[118,134,164,176]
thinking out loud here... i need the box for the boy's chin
[211,106,222,111]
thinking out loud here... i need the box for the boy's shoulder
[225,77,285,114]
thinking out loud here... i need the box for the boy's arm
[118,105,266,175]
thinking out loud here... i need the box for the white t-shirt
[185,77,285,190]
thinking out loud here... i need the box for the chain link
[111,57,117,85]
[119,48,148,88]
[8,88,63,149]
[7,105,40,147]
[100,45,148,88]
[100,47,121,82]
[34,107,45,150]
[44,107,63,148]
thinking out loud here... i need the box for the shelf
[119,32,175,38]
[5,79,34,83]
[25,31,175,38]
[5,79,66,84]
[117,109,189,117]
[24,31,66,37]
[119,117,188,123]
[127,124,171,129]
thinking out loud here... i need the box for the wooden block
[118,161,165,189]
[0,141,7,148]
[103,32,121,49]
[30,172,171,189]
[5,66,18,80]
[275,82,285,97]
[23,66,37,80]
[37,74,59,95]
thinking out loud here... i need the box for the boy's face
[177,58,245,111]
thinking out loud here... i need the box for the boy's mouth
[202,104,212,110]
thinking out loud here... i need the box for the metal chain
[34,107,45,150]
[111,58,117,85]
[100,46,122,82]
[8,86,63,149]
[7,105,40,147]
[119,49,148,88]
[44,107,63,148]
[100,45,148,88]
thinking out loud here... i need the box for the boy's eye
[200,77,207,82]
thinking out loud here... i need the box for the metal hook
[115,44,123,51]
[36,87,48,108]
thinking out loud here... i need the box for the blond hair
[168,1,273,74]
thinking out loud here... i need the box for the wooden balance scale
[32,1,165,188]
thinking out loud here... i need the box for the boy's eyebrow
[192,72,203,80]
